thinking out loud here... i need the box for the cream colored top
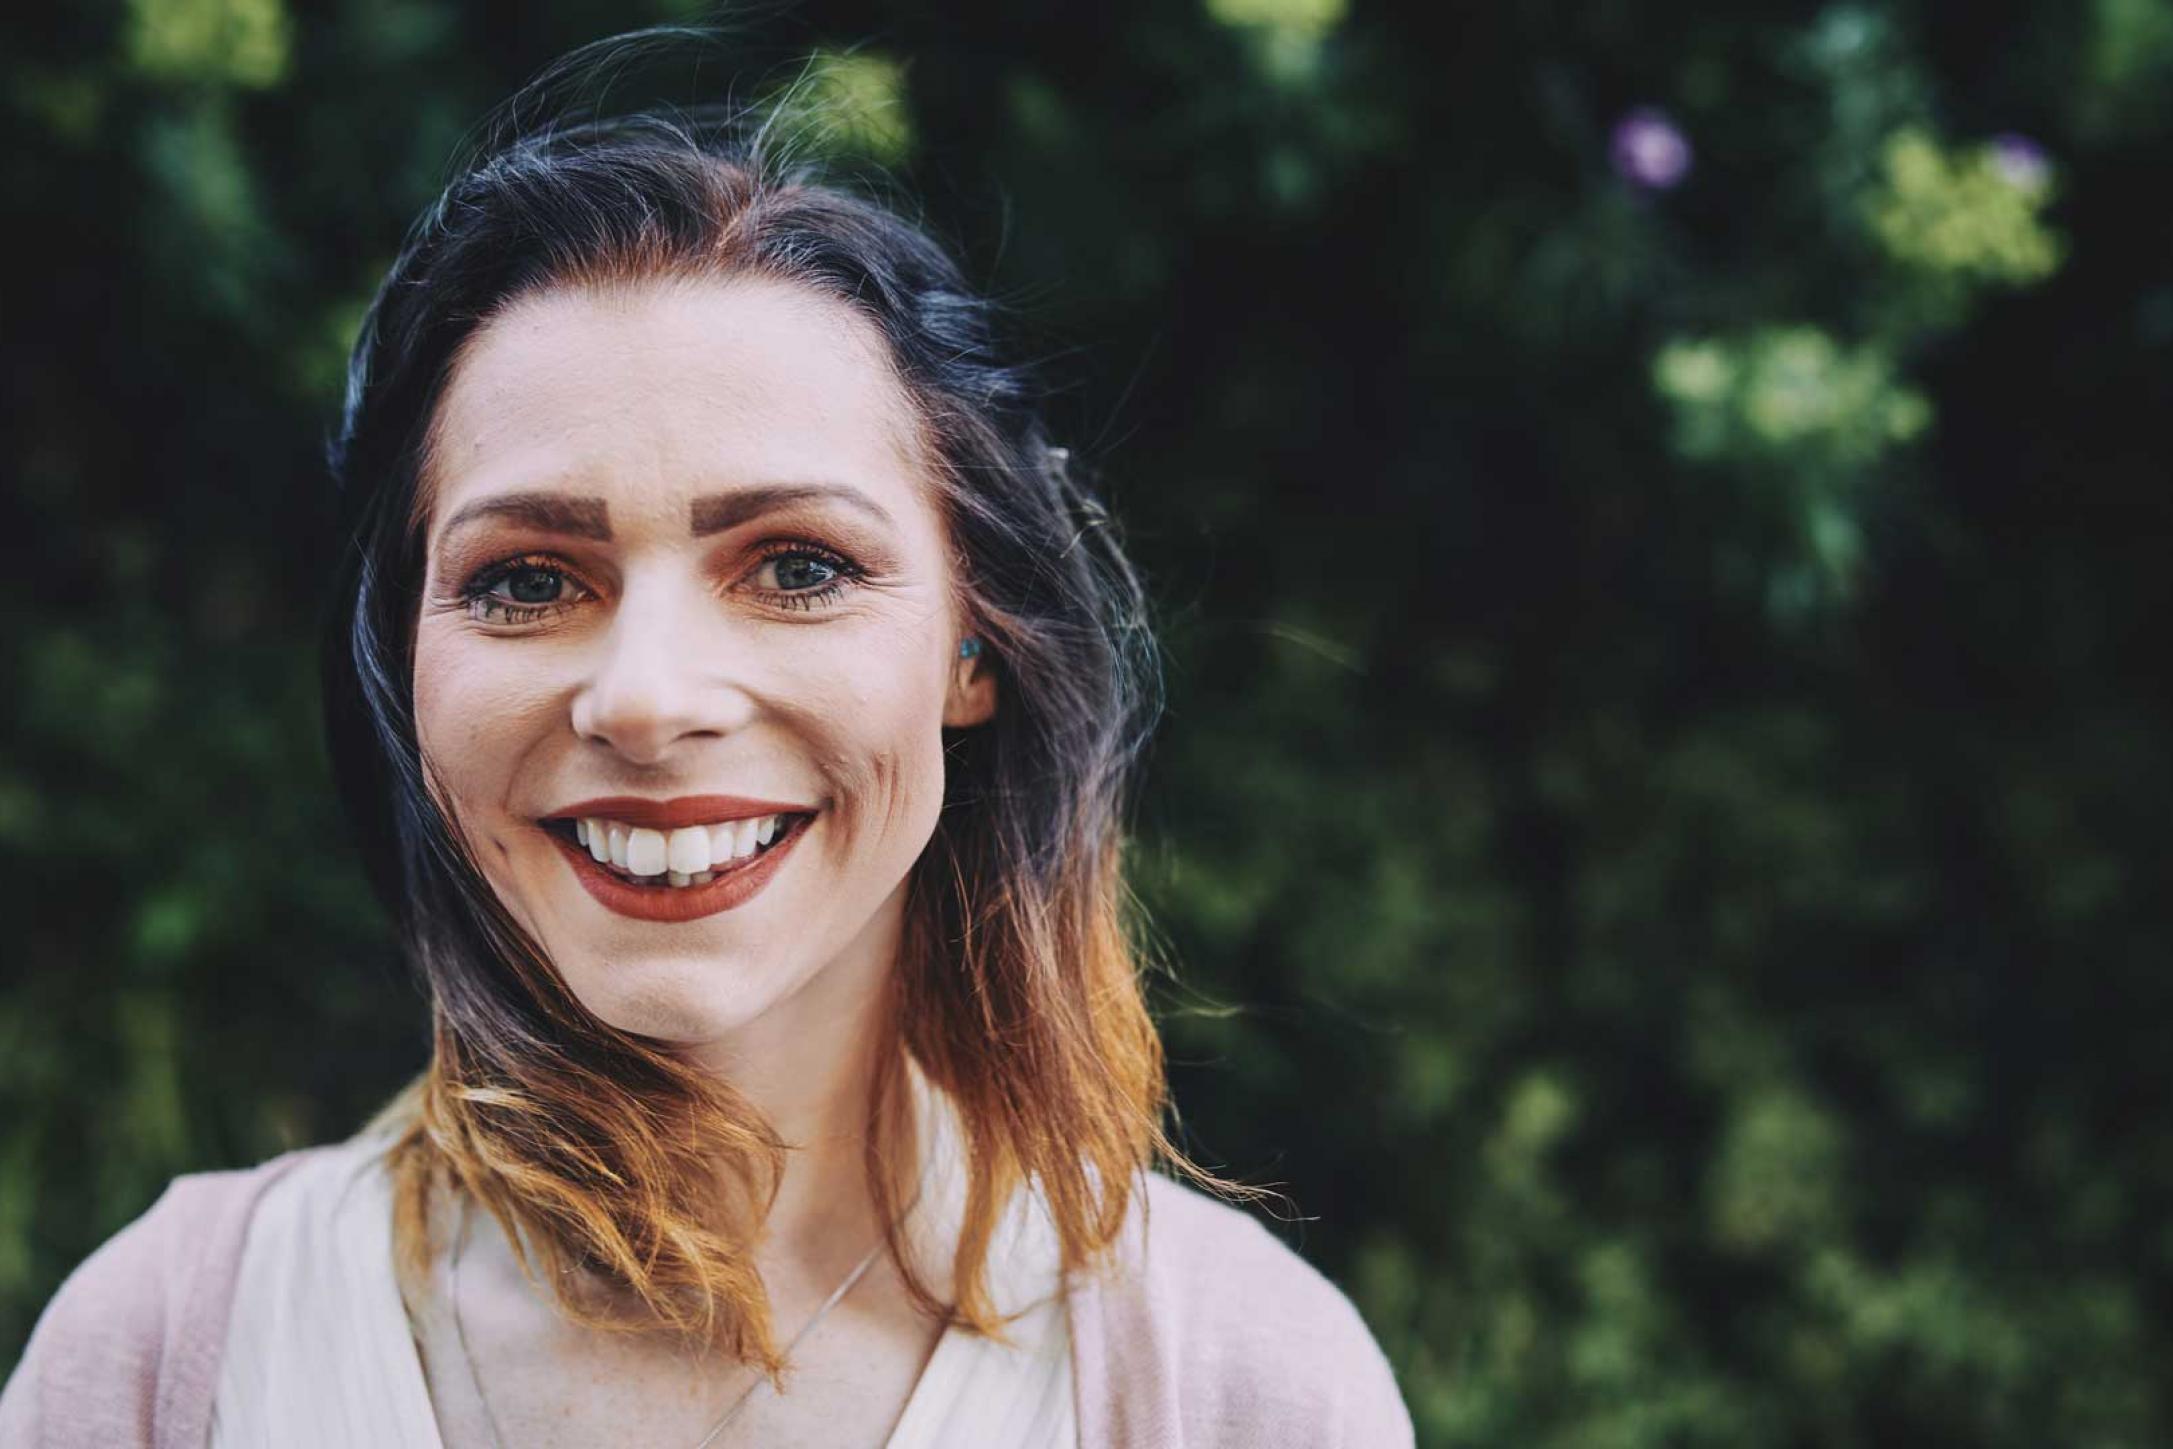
[208,1063,1075,1447]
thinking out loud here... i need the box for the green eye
[456,555,589,625]
[501,566,566,605]
[769,554,839,590]
[752,542,864,612]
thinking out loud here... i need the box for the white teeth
[666,826,711,875]
[575,812,798,883]
[702,814,781,862]
[625,827,668,877]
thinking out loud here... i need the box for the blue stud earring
[959,637,982,660]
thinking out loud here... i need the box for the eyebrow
[436,483,896,546]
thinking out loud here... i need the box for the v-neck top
[204,1066,1075,1448]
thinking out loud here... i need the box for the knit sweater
[0,1150,1413,1448]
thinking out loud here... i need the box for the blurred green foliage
[3,0,2170,1442]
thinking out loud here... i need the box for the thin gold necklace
[450,1186,920,1449]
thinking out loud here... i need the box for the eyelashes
[454,554,585,626]
[450,540,869,628]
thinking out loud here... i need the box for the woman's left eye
[750,543,865,612]
[765,553,836,589]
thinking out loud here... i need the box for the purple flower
[1988,132,2051,192]
[1610,107,1692,190]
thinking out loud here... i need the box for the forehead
[420,272,927,534]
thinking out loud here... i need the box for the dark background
[5,0,2170,1441]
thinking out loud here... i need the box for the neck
[672,879,925,1292]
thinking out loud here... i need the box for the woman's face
[410,273,994,1057]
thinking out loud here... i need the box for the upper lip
[544,795,819,830]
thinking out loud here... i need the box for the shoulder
[0,1145,335,1449]
[1074,1169,1413,1449]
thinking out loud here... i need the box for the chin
[563,953,794,1046]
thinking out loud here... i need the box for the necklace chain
[450,1185,921,1449]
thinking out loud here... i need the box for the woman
[0,46,1412,1449]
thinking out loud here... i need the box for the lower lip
[545,816,812,923]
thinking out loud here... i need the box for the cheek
[413,622,486,756]
[869,665,955,838]
[410,628,455,759]
[795,633,952,832]
[411,623,560,808]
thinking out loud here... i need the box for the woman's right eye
[458,555,590,626]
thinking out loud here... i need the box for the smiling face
[410,273,995,1062]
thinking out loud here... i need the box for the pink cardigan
[0,1148,1413,1448]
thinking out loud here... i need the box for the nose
[568,578,756,765]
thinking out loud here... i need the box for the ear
[943,641,998,728]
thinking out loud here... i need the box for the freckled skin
[410,273,997,1076]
